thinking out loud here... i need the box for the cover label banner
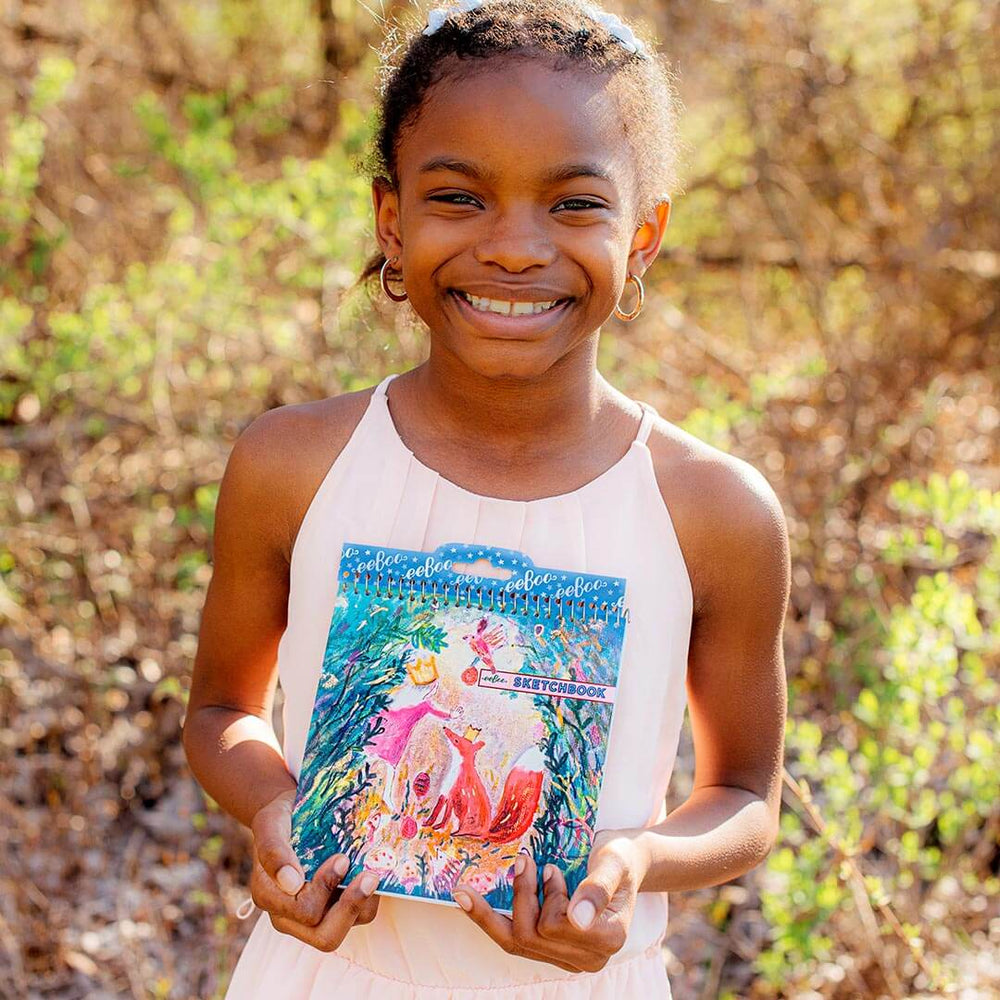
[476,668,617,705]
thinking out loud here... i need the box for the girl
[183,1,790,997]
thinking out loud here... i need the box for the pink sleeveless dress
[224,372,693,999]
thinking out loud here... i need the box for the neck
[394,342,628,456]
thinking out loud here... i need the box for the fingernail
[276,865,304,894]
[359,873,378,897]
[570,899,596,930]
[453,890,473,912]
[543,864,556,882]
[514,855,526,877]
[333,855,349,877]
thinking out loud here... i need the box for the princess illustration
[366,654,451,812]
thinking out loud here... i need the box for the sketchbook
[289,541,631,914]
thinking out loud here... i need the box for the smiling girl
[183,1,790,997]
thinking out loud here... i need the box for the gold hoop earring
[380,255,408,302]
[613,272,644,322]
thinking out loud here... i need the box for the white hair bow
[422,0,487,36]
[422,0,649,59]
[579,4,647,56]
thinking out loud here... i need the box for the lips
[448,289,572,337]
[452,289,571,316]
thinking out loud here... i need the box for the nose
[473,206,556,273]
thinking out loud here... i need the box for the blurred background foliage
[0,1,997,997]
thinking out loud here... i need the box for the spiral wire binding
[341,570,630,625]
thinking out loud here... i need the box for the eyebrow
[417,156,615,186]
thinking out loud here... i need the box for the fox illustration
[425,725,545,842]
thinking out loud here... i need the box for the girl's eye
[428,193,481,207]
[427,194,606,212]
[556,198,605,211]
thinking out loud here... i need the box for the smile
[452,290,570,316]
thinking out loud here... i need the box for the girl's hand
[451,830,649,973]
[249,789,380,952]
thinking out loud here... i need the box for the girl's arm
[573,463,789,912]
[627,465,789,895]
[182,410,298,829]
[454,461,790,970]
[183,406,381,947]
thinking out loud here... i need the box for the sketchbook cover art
[289,541,630,914]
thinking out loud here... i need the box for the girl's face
[373,58,669,380]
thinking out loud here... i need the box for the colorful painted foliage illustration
[290,542,629,913]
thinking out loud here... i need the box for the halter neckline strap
[374,372,656,450]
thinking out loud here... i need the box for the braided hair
[356,0,683,292]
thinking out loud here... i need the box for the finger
[270,870,379,952]
[568,849,626,931]
[253,852,347,925]
[536,863,572,940]
[311,871,381,951]
[252,797,303,895]
[294,853,351,922]
[353,890,380,926]
[556,856,630,963]
[510,851,541,949]
[452,884,516,954]
[456,875,611,974]
[539,862,621,955]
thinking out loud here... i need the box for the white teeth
[460,292,559,316]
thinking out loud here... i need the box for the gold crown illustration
[463,725,481,742]
[407,654,439,685]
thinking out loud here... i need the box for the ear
[626,196,671,276]
[372,176,403,261]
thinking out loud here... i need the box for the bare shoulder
[643,413,791,620]
[224,386,376,563]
